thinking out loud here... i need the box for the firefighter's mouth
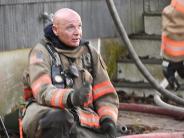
[72,38,80,41]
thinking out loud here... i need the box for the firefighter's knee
[36,109,75,138]
[39,109,74,128]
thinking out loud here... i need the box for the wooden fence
[0,0,170,51]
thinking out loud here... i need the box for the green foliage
[101,38,127,80]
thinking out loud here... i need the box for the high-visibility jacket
[22,39,119,130]
[161,0,184,62]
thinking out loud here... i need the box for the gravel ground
[117,110,184,135]
[116,89,184,135]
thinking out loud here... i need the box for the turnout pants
[22,103,111,138]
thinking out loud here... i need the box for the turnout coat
[161,0,184,62]
[22,39,119,137]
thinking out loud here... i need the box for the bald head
[52,8,82,47]
[53,8,81,26]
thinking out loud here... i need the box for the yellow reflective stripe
[93,81,116,100]
[78,110,100,128]
[50,90,64,108]
[31,74,51,97]
[97,106,118,122]
[161,34,184,57]
[50,89,71,108]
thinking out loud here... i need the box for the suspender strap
[84,42,95,79]
[45,43,62,66]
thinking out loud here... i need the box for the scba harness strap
[23,40,94,101]
[45,40,94,89]
[45,43,66,88]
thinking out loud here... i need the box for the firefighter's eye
[66,25,75,31]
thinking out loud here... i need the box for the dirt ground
[117,91,184,135]
[118,110,184,135]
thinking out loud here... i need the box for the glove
[100,118,116,138]
[68,82,91,107]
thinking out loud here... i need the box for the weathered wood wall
[0,0,170,51]
[144,0,170,13]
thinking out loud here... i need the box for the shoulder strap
[83,42,95,79]
[44,43,67,88]
[45,43,62,66]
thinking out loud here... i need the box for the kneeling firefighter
[161,0,184,91]
[21,8,119,138]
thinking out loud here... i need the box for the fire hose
[116,103,184,138]
[105,0,184,106]
[105,0,184,137]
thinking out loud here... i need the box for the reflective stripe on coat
[161,0,184,61]
[22,41,119,130]
[171,0,184,14]
[161,34,184,57]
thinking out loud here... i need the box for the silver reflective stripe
[166,44,184,51]
[162,60,169,67]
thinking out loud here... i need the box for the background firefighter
[161,0,184,91]
[22,8,119,138]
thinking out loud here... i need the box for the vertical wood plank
[1,3,44,51]
[0,6,5,50]
[130,0,144,33]
[0,0,171,51]
[144,0,170,13]
[81,0,93,38]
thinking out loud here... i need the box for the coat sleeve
[25,43,72,108]
[90,47,119,124]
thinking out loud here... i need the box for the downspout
[105,0,184,106]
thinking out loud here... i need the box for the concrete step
[129,34,161,58]
[115,58,184,97]
[114,78,184,98]
[144,12,162,35]
[144,0,170,14]
[117,58,163,82]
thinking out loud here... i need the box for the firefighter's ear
[52,25,58,36]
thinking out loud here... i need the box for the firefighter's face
[53,10,82,47]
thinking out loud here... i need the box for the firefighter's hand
[100,118,116,138]
[69,82,91,107]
